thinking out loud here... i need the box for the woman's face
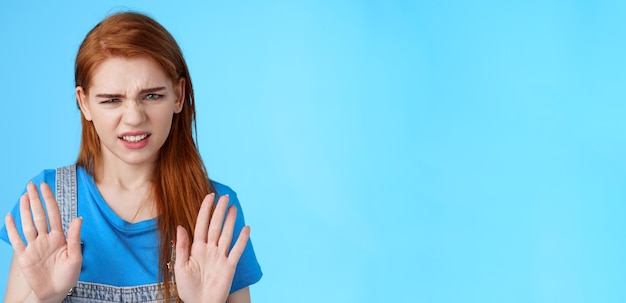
[76,56,184,168]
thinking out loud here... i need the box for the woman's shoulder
[211,180,237,197]
[28,168,58,184]
[29,164,91,190]
[210,180,247,208]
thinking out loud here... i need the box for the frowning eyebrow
[95,86,166,98]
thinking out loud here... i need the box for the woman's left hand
[174,193,250,303]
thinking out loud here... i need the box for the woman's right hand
[4,182,83,303]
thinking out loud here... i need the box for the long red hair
[74,12,214,300]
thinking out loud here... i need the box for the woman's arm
[226,287,251,303]
[4,254,34,303]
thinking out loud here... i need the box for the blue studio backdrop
[0,1,625,302]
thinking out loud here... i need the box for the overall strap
[55,164,78,237]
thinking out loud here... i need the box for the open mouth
[120,134,150,142]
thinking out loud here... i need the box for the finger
[193,193,214,243]
[217,206,237,255]
[207,194,229,245]
[175,225,190,268]
[40,182,62,232]
[66,217,83,261]
[27,182,48,236]
[5,214,26,254]
[228,226,250,263]
[19,192,37,242]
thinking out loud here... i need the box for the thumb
[175,225,190,268]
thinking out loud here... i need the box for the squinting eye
[145,94,163,100]
[100,98,120,104]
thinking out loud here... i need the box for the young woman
[0,12,262,303]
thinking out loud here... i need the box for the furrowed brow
[139,87,166,94]
[95,93,124,99]
[94,87,166,98]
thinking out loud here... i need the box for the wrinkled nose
[122,101,146,126]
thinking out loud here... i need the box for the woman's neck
[93,158,159,223]
[95,156,157,189]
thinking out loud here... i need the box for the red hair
[74,12,214,300]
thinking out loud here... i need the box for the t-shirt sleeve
[214,183,263,294]
[0,170,57,246]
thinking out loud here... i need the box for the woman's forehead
[90,56,172,92]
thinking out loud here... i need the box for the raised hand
[175,193,250,303]
[5,182,83,303]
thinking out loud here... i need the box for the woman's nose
[122,101,146,125]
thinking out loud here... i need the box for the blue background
[1,1,625,302]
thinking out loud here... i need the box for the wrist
[25,290,66,303]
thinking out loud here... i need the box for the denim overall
[56,165,177,302]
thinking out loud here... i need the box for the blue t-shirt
[0,166,262,293]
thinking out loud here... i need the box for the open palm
[5,182,83,302]
[175,193,250,303]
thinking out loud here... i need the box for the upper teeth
[122,134,148,142]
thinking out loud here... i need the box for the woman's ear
[174,78,185,114]
[76,86,93,121]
